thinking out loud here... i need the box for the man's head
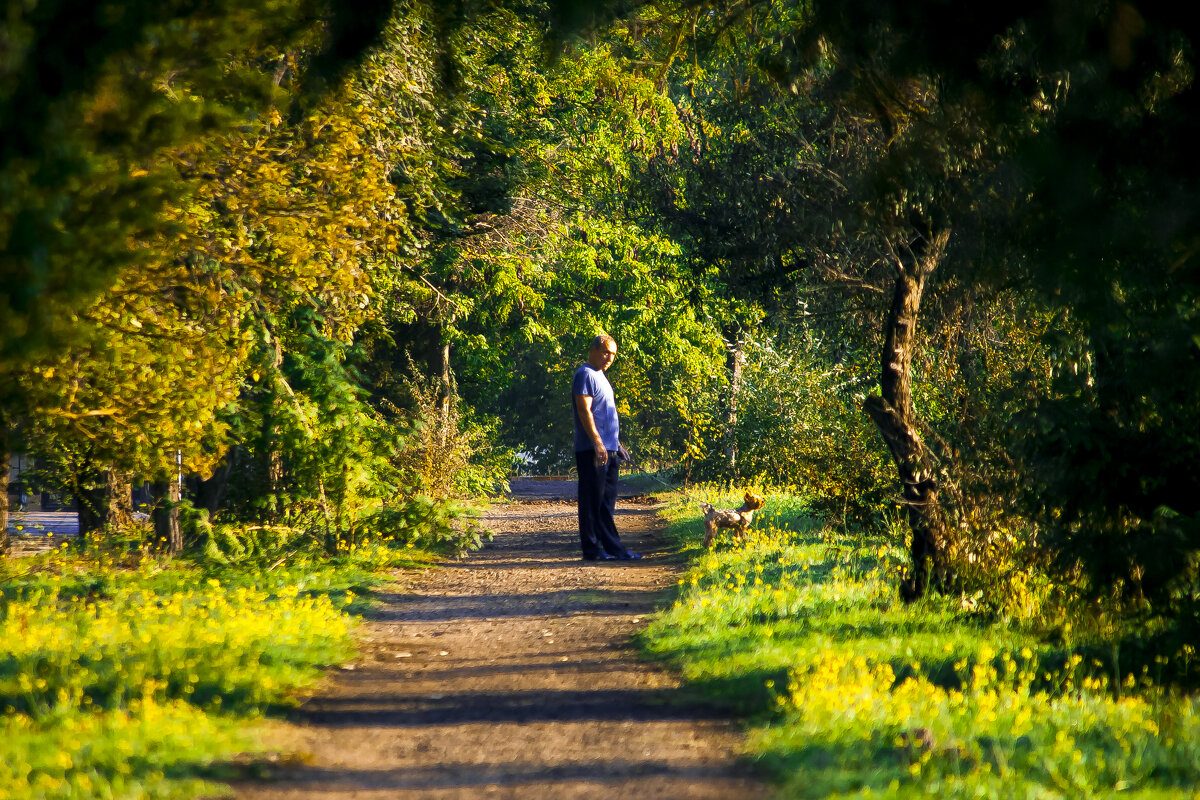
[588,334,618,370]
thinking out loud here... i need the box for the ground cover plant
[0,537,435,800]
[643,487,1200,799]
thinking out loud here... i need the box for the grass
[0,537,438,800]
[619,469,680,495]
[641,486,1200,799]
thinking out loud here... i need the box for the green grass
[0,539,436,800]
[619,469,680,495]
[641,487,1200,799]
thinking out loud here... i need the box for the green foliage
[0,0,391,370]
[3,1,500,551]
[765,0,1200,622]
[358,498,488,559]
[203,322,494,559]
[388,364,512,499]
[645,488,1200,798]
[1016,297,1200,617]
[574,0,1200,623]
[692,333,894,526]
[400,4,729,471]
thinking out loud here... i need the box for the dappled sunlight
[645,490,1200,798]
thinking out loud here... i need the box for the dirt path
[234,482,770,799]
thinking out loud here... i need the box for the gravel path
[233,482,770,799]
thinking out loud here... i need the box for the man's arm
[573,393,609,465]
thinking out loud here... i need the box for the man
[572,334,640,561]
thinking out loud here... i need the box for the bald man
[572,335,640,561]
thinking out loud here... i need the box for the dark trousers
[576,448,627,558]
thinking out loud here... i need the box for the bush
[390,370,512,499]
[698,333,894,528]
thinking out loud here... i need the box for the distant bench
[6,512,79,536]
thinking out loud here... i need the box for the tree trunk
[862,228,952,601]
[0,442,10,557]
[152,477,182,554]
[76,480,99,536]
[195,448,235,517]
[268,448,283,499]
[438,319,455,445]
[76,468,134,536]
[261,400,283,521]
[724,335,745,472]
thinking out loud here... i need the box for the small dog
[700,491,765,547]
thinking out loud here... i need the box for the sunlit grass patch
[0,699,244,800]
[760,648,1200,798]
[620,470,679,495]
[643,487,1200,798]
[0,540,429,800]
[1,576,354,715]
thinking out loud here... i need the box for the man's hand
[593,447,609,466]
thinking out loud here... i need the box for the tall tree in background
[375,4,730,472]
[591,0,1143,601]
[0,0,396,544]
[792,0,1200,614]
[616,1,985,595]
[0,1,492,548]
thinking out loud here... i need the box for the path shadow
[299,686,728,727]
[464,555,673,570]
[482,511,577,522]
[237,759,742,792]
[372,586,666,621]
[360,658,651,681]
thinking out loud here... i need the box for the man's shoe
[583,553,617,561]
[617,551,643,560]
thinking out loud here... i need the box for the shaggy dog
[700,491,765,547]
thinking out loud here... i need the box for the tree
[781,0,1200,616]
[582,0,1074,598]
[600,1,963,590]
[371,4,730,471]
[0,0,399,547]
[0,0,397,358]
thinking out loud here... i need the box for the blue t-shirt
[572,363,620,452]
